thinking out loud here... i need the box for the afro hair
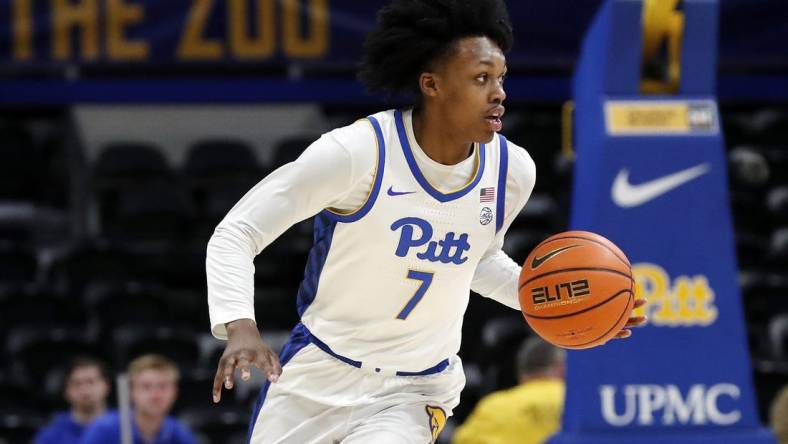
[358,0,513,98]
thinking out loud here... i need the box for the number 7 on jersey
[397,270,434,320]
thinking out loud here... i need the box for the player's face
[433,36,507,144]
[130,369,178,418]
[64,366,109,412]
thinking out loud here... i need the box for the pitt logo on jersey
[390,217,470,265]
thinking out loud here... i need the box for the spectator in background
[771,384,788,444]
[453,337,566,444]
[35,356,111,444]
[81,354,196,444]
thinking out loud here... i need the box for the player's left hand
[613,298,647,339]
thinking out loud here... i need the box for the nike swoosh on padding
[531,245,580,269]
[612,163,711,208]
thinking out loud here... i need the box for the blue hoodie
[80,411,197,444]
[35,412,88,444]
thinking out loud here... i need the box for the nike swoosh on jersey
[611,163,711,208]
[387,186,416,196]
[530,244,580,269]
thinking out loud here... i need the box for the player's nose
[490,82,506,104]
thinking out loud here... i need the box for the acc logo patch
[479,207,493,225]
[425,405,447,442]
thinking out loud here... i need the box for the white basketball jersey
[297,109,510,373]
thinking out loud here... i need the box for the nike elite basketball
[518,231,635,349]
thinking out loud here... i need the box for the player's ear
[418,72,439,98]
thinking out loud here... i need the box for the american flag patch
[480,187,495,202]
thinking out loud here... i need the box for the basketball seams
[520,231,636,350]
[519,267,633,289]
[522,288,632,320]
[531,235,630,268]
[562,292,634,349]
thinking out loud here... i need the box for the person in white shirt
[206,0,645,442]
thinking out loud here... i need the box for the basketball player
[206,0,646,442]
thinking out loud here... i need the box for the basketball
[518,231,635,349]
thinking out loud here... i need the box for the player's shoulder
[499,136,536,173]
[323,109,396,148]
[496,135,536,195]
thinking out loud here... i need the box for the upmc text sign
[600,384,742,427]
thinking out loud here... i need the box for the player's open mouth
[485,116,503,131]
[485,106,505,132]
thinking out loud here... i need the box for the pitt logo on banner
[631,263,718,327]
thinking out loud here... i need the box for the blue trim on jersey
[323,115,386,223]
[302,323,449,376]
[303,325,363,368]
[495,134,509,233]
[246,323,311,444]
[295,212,337,317]
[394,109,486,203]
[396,358,450,376]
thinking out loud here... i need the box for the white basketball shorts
[247,324,465,444]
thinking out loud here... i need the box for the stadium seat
[760,146,788,186]
[0,289,87,336]
[94,142,172,183]
[0,243,38,288]
[92,142,179,242]
[103,181,194,244]
[768,314,788,362]
[730,190,770,234]
[183,139,263,240]
[179,405,249,444]
[511,193,562,232]
[767,186,788,223]
[5,327,98,385]
[768,227,788,268]
[0,379,41,415]
[84,281,173,334]
[735,231,769,268]
[175,369,217,412]
[184,139,262,180]
[728,146,770,190]
[478,315,531,394]
[48,242,145,293]
[740,271,788,324]
[271,136,317,169]
[502,230,553,264]
[751,361,788,423]
[0,122,41,201]
[0,412,45,444]
[111,325,202,369]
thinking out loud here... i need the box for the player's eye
[476,73,488,83]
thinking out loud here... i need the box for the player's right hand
[212,318,283,403]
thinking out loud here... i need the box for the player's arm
[471,144,536,310]
[207,122,375,402]
[471,144,646,338]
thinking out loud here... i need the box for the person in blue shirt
[80,354,197,444]
[35,356,111,444]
